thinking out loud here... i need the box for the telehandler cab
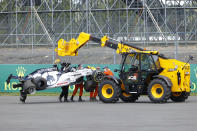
[55,32,191,103]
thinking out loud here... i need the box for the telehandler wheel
[147,79,171,103]
[170,92,190,102]
[98,79,120,103]
[119,92,139,102]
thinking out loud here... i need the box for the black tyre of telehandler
[147,79,171,103]
[98,79,120,103]
[170,92,190,102]
[119,92,139,102]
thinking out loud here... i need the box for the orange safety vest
[104,69,114,76]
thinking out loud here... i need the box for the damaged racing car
[6,62,104,103]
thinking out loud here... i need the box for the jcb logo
[128,76,137,80]
[4,66,26,91]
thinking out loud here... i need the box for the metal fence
[0,0,197,64]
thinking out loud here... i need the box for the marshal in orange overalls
[90,67,114,101]
[70,64,84,102]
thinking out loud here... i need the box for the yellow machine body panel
[158,58,190,92]
[55,32,91,56]
[116,43,158,54]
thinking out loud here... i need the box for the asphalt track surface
[0,96,197,131]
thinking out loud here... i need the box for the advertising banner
[0,64,196,93]
[190,64,197,92]
[0,64,119,93]
[0,64,62,93]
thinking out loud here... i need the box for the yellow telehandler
[55,32,192,103]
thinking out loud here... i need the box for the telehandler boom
[55,32,191,103]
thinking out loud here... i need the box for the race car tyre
[34,77,47,90]
[84,80,97,92]
[170,92,190,102]
[119,92,139,102]
[23,80,36,94]
[93,70,105,82]
[98,79,120,103]
[147,79,171,103]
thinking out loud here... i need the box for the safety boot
[90,97,95,102]
[64,97,68,102]
[78,96,83,102]
[58,96,62,102]
[70,95,74,101]
[90,97,98,102]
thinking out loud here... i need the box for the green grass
[0,92,90,96]
[190,92,197,96]
[1,92,197,96]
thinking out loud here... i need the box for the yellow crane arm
[55,32,91,56]
[55,32,158,56]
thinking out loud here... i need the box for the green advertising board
[190,64,197,92]
[0,64,119,93]
[0,64,62,93]
[0,64,197,93]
